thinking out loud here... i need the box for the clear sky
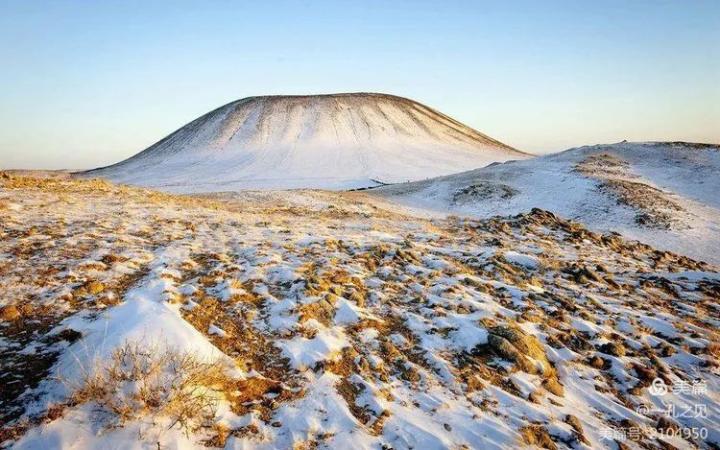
[1,0,718,169]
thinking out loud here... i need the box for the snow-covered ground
[80,93,528,192]
[1,173,719,449]
[373,142,720,265]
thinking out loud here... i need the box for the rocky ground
[0,173,719,449]
[374,142,720,266]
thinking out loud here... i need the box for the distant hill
[373,141,720,264]
[81,93,528,192]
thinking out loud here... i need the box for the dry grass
[0,173,224,211]
[574,154,685,229]
[600,179,683,229]
[574,153,629,177]
[451,181,518,205]
[3,170,719,448]
[70,342,234,433]
[519,424,558,450]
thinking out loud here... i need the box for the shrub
[70,342,233,433]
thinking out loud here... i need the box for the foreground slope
[1,174,719,449]
[374,141,720,264]
[82,93,527,192]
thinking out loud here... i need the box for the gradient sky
[1,0,718,170]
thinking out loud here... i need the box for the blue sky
[1,0,718,169]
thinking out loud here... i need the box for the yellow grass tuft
[70,342,234,433]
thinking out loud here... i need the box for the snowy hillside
[373,142,720,264]
[1,174,719,449]
[82,93,527,192]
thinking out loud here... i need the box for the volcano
[83,93,528,192]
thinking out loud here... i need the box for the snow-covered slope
[2,174,719,449]
[373,142,720,264]
[83,93,527,192]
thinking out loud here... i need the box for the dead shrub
[70,342,233,433]
[0,304,21,322]
[519,424,557,450]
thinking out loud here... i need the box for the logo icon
[649,378,668,396]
